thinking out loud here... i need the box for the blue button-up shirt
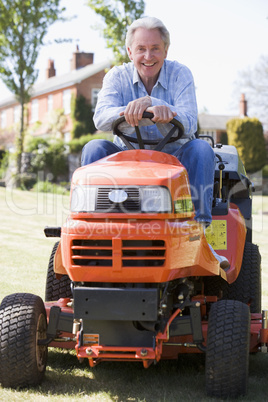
[93,59,198,153]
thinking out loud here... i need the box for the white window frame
[91,88,100,110]
[31,99,39,123]
[63,89,71,115]
[0,110,7,129]
[13,105,21,124]
[47,94,53,113]
[199,129,216,143]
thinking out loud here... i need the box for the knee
[190,139,215,163]
[81,139,109,166]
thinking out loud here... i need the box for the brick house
[0,48,110,150]
[198,94,248,144]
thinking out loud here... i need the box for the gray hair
[125,17,170,53]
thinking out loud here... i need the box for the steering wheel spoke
[112,112,184,151]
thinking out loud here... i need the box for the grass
[0,187,268,401]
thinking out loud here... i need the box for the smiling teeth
[144,63,155,66]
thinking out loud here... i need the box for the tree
[71,95,96,139]
[87,0,145,64]
[226,117,267,173]
[0,0,66,180]
[234,54,268,129]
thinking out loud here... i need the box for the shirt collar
[132,60,168,90]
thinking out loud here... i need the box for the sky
[0,0,267,116]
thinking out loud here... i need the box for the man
[81,16,229,268]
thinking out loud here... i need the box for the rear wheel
[45,241,72,301]
[0,293,48,388]
[204,242,261,313]
[223,242,261,313]
[206,299,250,398]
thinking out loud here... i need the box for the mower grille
[96,187,140,212]
[71,239,166,267]
[122,240,165,267]
[72,239,113,266]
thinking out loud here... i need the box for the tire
[206,300,250,398]
[0,293,48,388]
[45,241,72,302]
[204,242,261,313]
[222,242,261,313]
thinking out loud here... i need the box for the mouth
[142,62,156,67]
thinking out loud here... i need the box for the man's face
[128,28,168,85]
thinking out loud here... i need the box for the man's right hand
[119,96,152,127]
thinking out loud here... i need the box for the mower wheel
[222,242,261,313]
[45,241,72,302]
[206,299,250,398]
[0,293,48,388]
[204,242,261,313]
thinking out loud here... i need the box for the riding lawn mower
[0,113,267,398]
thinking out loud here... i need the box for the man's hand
[146,106,177,123]
[119,96,152,126]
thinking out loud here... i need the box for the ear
[127,47,133,61]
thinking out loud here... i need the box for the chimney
[70,45,94,70]
[46,59,56,79]
[239,93,247,117]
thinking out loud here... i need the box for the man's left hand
[146,106,177,123]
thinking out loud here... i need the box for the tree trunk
[16,101,25,186]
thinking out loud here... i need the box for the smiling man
[81,16,229,268]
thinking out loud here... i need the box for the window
[13,105,21,124]
[91,88,100,109]
[0,111,7,129]
[199,129,216,143]
[63,89,71,114]
[47,94,53,112]
[31,99,39,122]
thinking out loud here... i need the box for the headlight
[140,186,172,213]
[70,185,172,213]
[71,186,96,212]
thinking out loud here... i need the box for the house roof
[198,113,236,131]
[0,59,111,108]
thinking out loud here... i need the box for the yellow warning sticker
[205,220,227,250]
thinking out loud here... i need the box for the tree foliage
[87,0,145,64]
[234,54,268,129]
[226,117,267,173]
[0,0,66,177]
[71,95,96,138]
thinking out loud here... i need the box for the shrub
[0,150,9,179]
[32,181,69,194]
[25,136,49,152]
[30,139,68,183]
[263,165,268,178]
[71,95,96,138]
[219,132,228,145]
[226,117,267,172]
[68,133,113,153]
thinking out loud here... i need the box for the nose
[144,50,153,60]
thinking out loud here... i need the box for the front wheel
[45,241,72,302]
[0,293,48,388]
[206,299,250,398]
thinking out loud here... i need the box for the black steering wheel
[112,112,184,152]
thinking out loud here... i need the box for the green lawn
[0,187,268,401]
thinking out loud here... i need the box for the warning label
[205,220,227,250]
